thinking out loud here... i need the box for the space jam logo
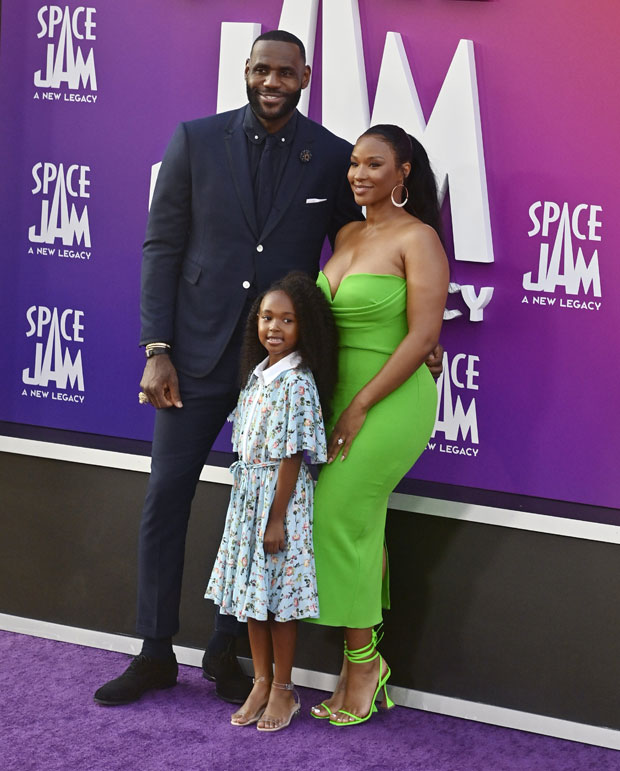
[28,161,92,260]
[21,306,85,403]
[426,351,479,457]
[33,5,98,103]
[522,201,602,311]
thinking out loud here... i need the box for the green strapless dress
[309,271,437,628]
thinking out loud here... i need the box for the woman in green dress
[309,125,449,725]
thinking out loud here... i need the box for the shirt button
[256,244,264,252]
[242,281,251,289]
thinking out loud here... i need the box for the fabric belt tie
[230,459,280,473]
[229,459,280,497]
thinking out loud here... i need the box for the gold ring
[138,392,149,405]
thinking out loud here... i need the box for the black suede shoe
[202,643,252,704]
[201,650,217,682]
[93,654,178,706]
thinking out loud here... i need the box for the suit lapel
[259,114,315,242]
[224,108,258,237]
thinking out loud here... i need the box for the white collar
[253,351,302,386]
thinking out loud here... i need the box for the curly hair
[360,124,444,243]
[239,271,339,420]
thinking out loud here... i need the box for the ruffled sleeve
[266,369,327,463]
[227,377,252,453]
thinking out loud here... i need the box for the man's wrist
[144,342,172,359]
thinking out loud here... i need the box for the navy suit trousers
[136,333,245,640]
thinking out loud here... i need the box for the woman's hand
[263,519,286,554]
[327,401,368,463]
[425,343,444,380]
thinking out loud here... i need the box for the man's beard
[246,83,302,123]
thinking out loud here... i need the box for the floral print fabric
[205,363,326,622]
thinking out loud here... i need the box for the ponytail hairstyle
[359,124,444,243]
[239,271,339,421]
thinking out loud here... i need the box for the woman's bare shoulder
[401,220,443,256]
[402,218,441,243]
[400,221,447,281]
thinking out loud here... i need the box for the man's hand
[425,343,444,380]
[140,354,183,409]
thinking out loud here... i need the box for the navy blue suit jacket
[140,106,361,378]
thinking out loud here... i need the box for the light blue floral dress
[205,352,326,622]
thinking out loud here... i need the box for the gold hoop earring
[391,184,408,208]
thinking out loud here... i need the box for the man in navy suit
[94,30,364,706]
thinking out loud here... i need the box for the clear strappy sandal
[230,675,270,726]
[256,681,301,732]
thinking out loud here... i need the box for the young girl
[205,271,338,732]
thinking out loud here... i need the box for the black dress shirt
[243,105,298,227]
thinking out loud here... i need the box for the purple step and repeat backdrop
[1,0,618,514]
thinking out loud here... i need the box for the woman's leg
[311,547,388,718]
[230,618,272,724]
[331,626,389,724]
[257,619,298,730]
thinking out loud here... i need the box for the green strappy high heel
[329,627,394,727]
[310,678,346,720]
[310,700,336,720]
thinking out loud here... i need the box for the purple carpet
[1,630,618,771]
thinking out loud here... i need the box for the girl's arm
[264,452,303,554]
[327,225,449,463]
